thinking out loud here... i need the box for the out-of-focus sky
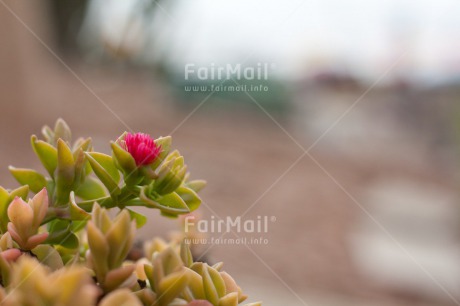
[86,0,460,84]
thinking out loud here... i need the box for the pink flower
[122,133,161,166]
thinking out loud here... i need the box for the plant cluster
[0,119,261,306]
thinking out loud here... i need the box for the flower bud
[120,133,161,167]
[153,151,187,195]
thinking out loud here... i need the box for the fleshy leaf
[32,244,64,271]
[56,139,75,204]
[180,240,193,268]
[8,167,47,193]
[150,136,172,170]
[54,118,72,143]
[218,292,239,306]
[157,192,190,212]
[8,185,29,200]
[127,208,147,228]
[0,187,10,233]
[100,289,143,306]
[31,135,58,178]
[186,180,207,193]
[87,152,120,184]
[74,177,107,200]
[69,192,91,221]
[158,269,190,306]
[176,186,201,212]
[85,153,121,196]
[44,225,79,249]
[207,265,226,298]
[202,264,219,305]
[103,265,136,291]
[111,142,137,174]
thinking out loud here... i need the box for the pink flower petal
[123,133,161,166]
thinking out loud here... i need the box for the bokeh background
[1,1,460,305]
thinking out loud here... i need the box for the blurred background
[1,0,460,305]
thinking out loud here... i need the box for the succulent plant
[0,119,261,305]
[86,203,136,293]
[140,241,260,306]
[0,256,97,306]
[7,188,49,250]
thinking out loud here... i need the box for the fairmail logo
[184,215,276,234]
[184,63,274,81]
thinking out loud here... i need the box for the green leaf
[105,211,131,268]
[48,219,70,232]
[85,153,120,196]
[219,292,239,306]
[186,180,207,193]
[70,220,87,232]
[151,136,172,170]
[73,149,86,185]
[144,264,155,289]
[31,135,58,178]
[74,177,107,200]
[44,226,79,249]
[54,118,72,143]
[160,211,180,218]
[87,221,110,279]
[127,208,147,228]
[9,185,29,200]
[202,264,219,305]
[103,265,136,292]
[184,267,206,300]
[180,240,193,267]
[0,187,10,233]
[176,186,201,212]
[57,139,75,177]
[41,125,54,144]
[0,256,12,286]
[208,265,226,298]
[158,269,190,306]
[111,142,137,174]
[32,245,64,271]
[156,191,189,211]
[69,192,91,221]
[87,152,120,184]
[8,167,47,193]
[72,137,92,157]
[140,188,189,215]
[56,139,75,204]
[0,187,8,206]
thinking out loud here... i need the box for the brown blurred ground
[1,2,459,306]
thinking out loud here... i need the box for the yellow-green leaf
[126,208,147,228]
[74,177,107,200]
[157,192,189,212]
[176,186,201,212]
[85,153,120,196]
[218,292,239,306]
[87,152,120,184]
[208,265,226,298]
[31,135,57,177]
[158,269,190,306]
[111,142,137,174]
[202,264,219,305]
[8,167,47,193]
